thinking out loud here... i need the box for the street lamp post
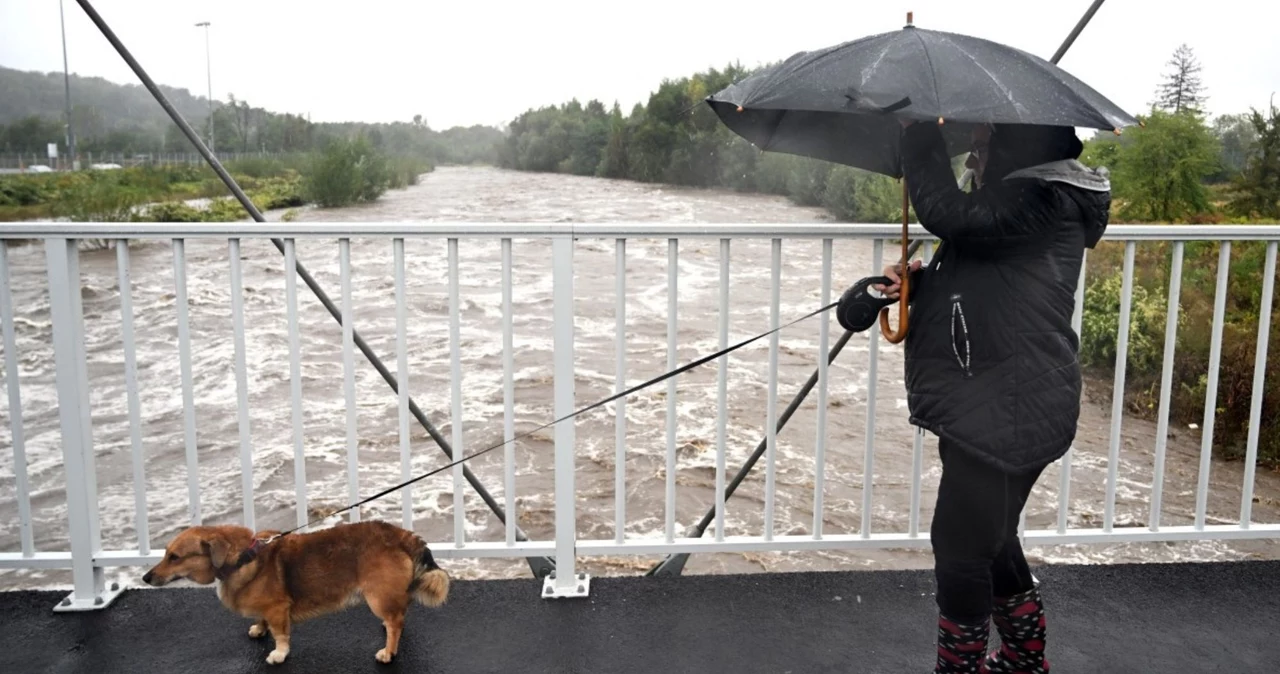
[59,0,77,169]
[195,21,214,154]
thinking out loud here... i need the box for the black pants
[930,438,1046,624]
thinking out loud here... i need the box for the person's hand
[899,118,916,129]
[871,259,923,300]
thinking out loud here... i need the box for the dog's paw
[248,623,267,639]
[266,649,289,665]
[376,648,393,664]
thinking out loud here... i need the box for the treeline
[498,47,1277,227]
[497,64,910,223]
[1082,107,1279,223]
[0,66,503,165]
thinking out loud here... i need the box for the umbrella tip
[906,11,914,26]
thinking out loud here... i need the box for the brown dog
[142,519,449,665]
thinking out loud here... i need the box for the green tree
[1080,131,1125,170]
[596,102,630,178]
[1113,108,1220,221]
[1212,113,1260,181]
[1230,99,1280,219]
[0,115,64,153]
[223,94,255,153]
[788,157,833,206]
[1155,44,1208,115]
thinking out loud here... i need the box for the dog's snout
[142,571,154,585]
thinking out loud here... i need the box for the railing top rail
[1,222,1279,240]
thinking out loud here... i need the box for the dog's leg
[264,609,291,665]
[248,619,268,639]
[368,594,408,664]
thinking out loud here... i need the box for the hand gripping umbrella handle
[878,179,911,343]
[876,167,976,343]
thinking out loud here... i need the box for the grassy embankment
[0,136,431,223]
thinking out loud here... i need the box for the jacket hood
[1005,159,1112,248]
[983,124,1085,183]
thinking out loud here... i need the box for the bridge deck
[2,560,1275,673]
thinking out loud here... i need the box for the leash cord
[275,299,840,538]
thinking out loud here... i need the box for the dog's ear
[202,537,230,568]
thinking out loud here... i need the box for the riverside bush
[1082,239,1280,466]
[302,136,390,208]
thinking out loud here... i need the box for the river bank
[0,145,432,223]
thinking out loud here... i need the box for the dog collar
[215,536,272,581]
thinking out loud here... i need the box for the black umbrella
[706,13,1138,342]
[706,15,1139,178]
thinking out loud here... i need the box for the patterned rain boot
[984,585,1050,673]
[934,613,990,673]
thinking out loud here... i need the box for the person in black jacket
[874,120,1111,673]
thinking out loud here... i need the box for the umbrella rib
[1021,54,1121,128]
[909,28,943,120]
[759,109,790,152]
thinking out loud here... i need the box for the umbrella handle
[879,180,911,343]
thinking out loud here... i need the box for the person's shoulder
[988,175,1057,204]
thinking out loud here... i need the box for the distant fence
[0,151,292,171]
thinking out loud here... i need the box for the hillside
[0,65,503,164]
[0,65,216,135]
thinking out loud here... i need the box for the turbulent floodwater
[1,166,1278,589]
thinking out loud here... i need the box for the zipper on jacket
[950,294,972,378]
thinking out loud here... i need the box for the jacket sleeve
[900,123,1059,252]
[906,266,926,306]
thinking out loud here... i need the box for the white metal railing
[1,223,1278,610]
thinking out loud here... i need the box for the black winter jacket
[899,123,1111,475]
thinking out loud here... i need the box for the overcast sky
[2,1,1277,130]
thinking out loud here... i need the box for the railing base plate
[53,581,125,612]
[542,572,590,599]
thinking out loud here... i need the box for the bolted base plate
[53,581,126,612]
[541,571,590,599]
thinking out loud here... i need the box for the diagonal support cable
[647,327,857,577]
[73,0,554,577]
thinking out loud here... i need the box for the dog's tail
[406,536,449,608]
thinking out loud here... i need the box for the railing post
[544,234,589,599]
[46,239,123,612]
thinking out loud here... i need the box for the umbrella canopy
[706,22,1139,176]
